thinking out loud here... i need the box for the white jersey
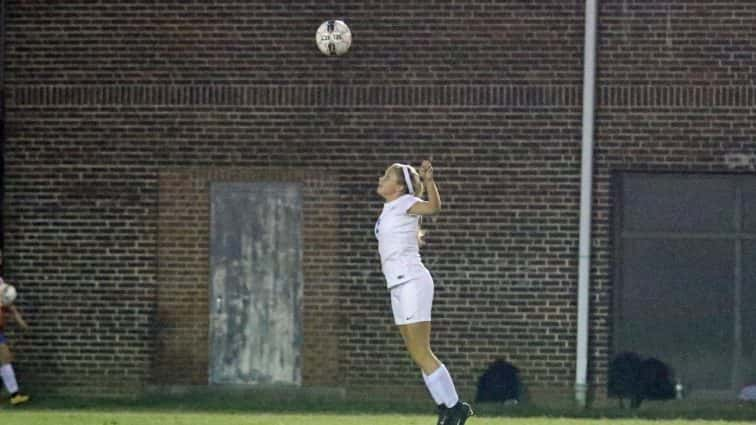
[375,194,428,288]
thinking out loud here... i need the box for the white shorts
[390,269,434,326]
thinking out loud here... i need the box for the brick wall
[154,167,343,386]
[1,0,753,399]
[591,0,756,388]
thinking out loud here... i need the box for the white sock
[422,370,443,405]
[424,364,459,407]
[0,364,19,394]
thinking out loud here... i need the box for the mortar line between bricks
[7,84,756,108]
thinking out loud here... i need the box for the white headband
[400,164,414,195]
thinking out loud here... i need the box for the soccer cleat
[9,393,30,405]
[447,401,474,425]
[436,404,450,425]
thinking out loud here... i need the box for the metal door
[209,182,303,385]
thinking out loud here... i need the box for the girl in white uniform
[375,161,473,425]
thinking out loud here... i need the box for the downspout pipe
[576,0,598,408]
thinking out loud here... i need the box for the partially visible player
[0,250,30,406]
[375,161,474,425]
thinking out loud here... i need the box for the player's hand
[419,160,433,181]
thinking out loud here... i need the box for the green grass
[1,412,756,425]
[1,392,756,425]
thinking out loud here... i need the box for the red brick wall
[591,0,756,388]
[154,167,342,386]
[1,0,753,398]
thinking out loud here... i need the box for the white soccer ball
[316,19,352,56]
[0,284,16,306]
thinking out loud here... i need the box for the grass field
[1,412,756,425]
[1,392,755,425]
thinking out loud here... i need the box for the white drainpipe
[576,0,598,408]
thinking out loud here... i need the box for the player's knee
[408,346,433,362]
[0,349,12,364]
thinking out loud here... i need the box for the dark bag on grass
[639,357,675,401]
[608,351,644,407]
[475,360,521,403]
[608,352,675,408]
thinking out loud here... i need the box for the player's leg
[393,272,471,423]
[399,321,450,425]
[399,322,473,424]
[0,340,29,405]
[398,321,439,375]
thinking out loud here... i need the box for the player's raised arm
[9,306,28,331]
[408,160,441,216]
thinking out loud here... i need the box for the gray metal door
[209,182,303,385]
[614,173,756,396]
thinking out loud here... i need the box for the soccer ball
[316,19,352,56]
[0,284,16,306]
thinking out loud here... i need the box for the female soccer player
[375,160,473,425]
[0,250,30,406]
